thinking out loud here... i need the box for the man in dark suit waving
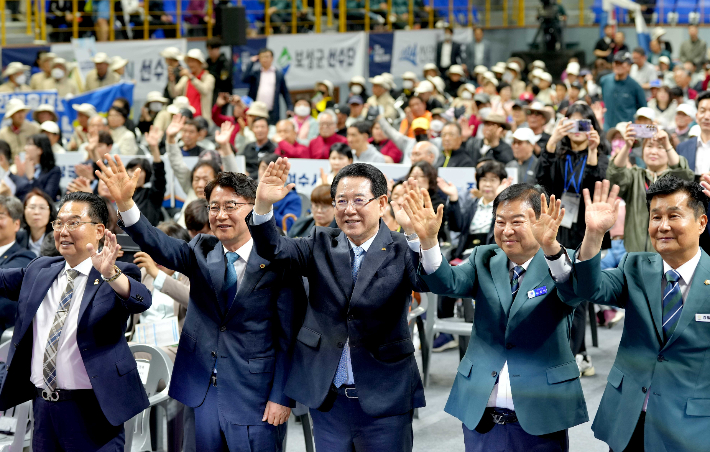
[0,192,152,451]
[248,158,429,451]
[97,156,300,451]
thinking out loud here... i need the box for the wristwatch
[405,232,419,241]
[101,265,123,283]
[545,246,565,261]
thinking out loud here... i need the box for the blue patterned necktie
[662,269,683,342]
[334,246,366,388]
[223,252,240,312]
[511,265,525,298]
[43,269,79,391]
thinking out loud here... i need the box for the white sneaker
[576,354,595,377]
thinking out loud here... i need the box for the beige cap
[423,63,439,73]
[506,62,521,73]
[91,52,110,64]
[316,80,334,97]
[40,121,60,134]
[183,49,207,66]
[414,80,434,94]
[566,62,580,76]
[110,56,129,71]
[427,75,445,93]
[4,99,31,118]
[146,91,168,103]
[51,58,68,69]
[402,71,418,80]
[447,65,465,76]
[457,83,476,97]
[369,75,388,86]
[167,96,197,115]
[33,104,58,123]
[247,101,270,119]
[473,65,488,75]
[39,52,56,63]
[160,47,182,60]
[72,103,98,117]
[349,75,366,86]
[2,62,30,79]
[540,72,553,83]
[659,56,671,66]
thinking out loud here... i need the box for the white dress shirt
[440,41,452,69]
[695,136,710,175]
[421,245,567,410]
[256,66,277,111]
[0,241,16,259]
[31,258,94,390]
[474,41,485,66]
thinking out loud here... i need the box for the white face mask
[532,77,540,86]
[294,105,311,117]
[403,80,414,90]
[350,85,363,95]
[14,74,27,85]
[461,91,473,100]
[502,71,514,83]
[149,102,163,112]
[430,119,444,132]
[51,68,65,80]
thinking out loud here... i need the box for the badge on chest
[527,286,548,299]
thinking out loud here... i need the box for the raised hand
[254,157,296,214]
[145,125,164,149]
[165,113,186,140]
[88,230,119,278]
[495,177,512,197]
[134,251,159,279]
[528,193,565,255]
[215,121,234,147]
[700,174,710,198]
[583,180,621,237]
[437,177,458,201]
[14,156,25,178]
[401,180,443,250]
[95,154,140,211]
[66,177,93,194]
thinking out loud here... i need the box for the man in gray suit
[465,27,492,75]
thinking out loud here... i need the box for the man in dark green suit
[402,182,614,451]
[553,176,710,452]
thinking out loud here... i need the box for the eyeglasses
[51,220,98,232]
[332,197,377,211]
[26,204,49,211]
[208,202,254,215]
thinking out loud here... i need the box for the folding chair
[0,341,32,452]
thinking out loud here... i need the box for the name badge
[527,286,548,299]
[695,314,710,322]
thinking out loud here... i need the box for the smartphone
[116,233,140,263]
[569,119,592,133]
[629,123,657,139]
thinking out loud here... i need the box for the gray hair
[0,196,23,221]
[420,141,440,162]
[89,115,108,126]
[317,109,337,123]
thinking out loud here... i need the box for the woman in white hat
[313,80,335,116]
[0,63,31,93]
[0,99,41,158]
[138,91,169,134]
[172,49,216,125]
[68,103,98,151]
[84,52,121,91]
[348,75,368,99]
[451,83,477,117]
[40,121,66,154]
[40,58,80,97]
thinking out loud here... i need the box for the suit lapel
[222,249,269,323]
[329,231,354,299]
[0,243,22,264]
[489,249,512,316]
[665,251,710,349]
[77,267,102,323]
[351,223,393,302]
[641,254,665,345]
[206,245,226,303]
[508,250,549,321]
[20,260,64,337]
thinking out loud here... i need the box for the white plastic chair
[124,344,173,452]
[0,340,33,452]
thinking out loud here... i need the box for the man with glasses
[308,110,348,159]
[98,159,302,451]
[0,192,151,451]
[247,159,429,451]
[438,122,475,168]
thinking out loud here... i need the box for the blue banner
[58,83,135,135]
[232,38,268,90]
[0,91,59,122]
[368,33,393,77]
[1,46,51,75]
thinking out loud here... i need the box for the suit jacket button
[657,354,664,362]
[136,295,143,301]
[491,371,497,377]
[220,326,226,332]
[337,342,344,348]
[347,315,354,321]
[642,387,648,393]
[506,343,514,350]
[211,351,217,357]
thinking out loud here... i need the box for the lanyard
[521,158,535,183]
[563,155,587,193]
[443,150,452,168]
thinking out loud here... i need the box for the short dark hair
[329,142,353,160]
[109,106,127,120]
[98,130,113,146]
[259,153,280,167]
[408,161,437,193]
[184,199,209,232]
[157,220,191,242]
[28,134,56,172]
[493,183,547,218]
[0,196,23,222]
[23,188,57,234]
[0,140,11,163]
[475,160,508,185]
[311,184,332,204]
[349,121,372,137]
[646,175,709,218]
[114,97,131,110]
[696,90,710,108]
[183,119,200,131]
[407,96,424,108]
[57,191,109,226]
[258,48,273,57]
[632,46,646,57]
[206,37,223,49]
[252,117,269,127]
[193,117,209,132]
[443,121,462,136]
[190,160,221,186]
[125,158,153,184]
[204,172,258,203]
[331,163,387,200]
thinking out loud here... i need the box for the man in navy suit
[241,48,294,125]
[97,157,301,451]
[0,192,152,451]
[248,159,428,451]
[675,92,710,176]
[0,196,35,336]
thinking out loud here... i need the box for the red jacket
[276,140,309,158]
[307,134,348,159]
[370,138,402,163]
[211,104,241,145]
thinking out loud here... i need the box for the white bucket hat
[160,47,182,60]
[110,56,129,71]
[2,62,30,79]
[91,52,110,64]
[33,104,58,123]
[4,99,31,118]
[183,49,207,67]
[167,96,196,115]
[146,91,168,103]
[40,121,60,134]
[247,101,270,119]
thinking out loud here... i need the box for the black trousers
[571,300,588,356]
[611,412,645,452]
[463,411,568,452]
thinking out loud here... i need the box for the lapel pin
[705,280,710,285]
[381,248,386,251]
[2,256,6,259]
[94,279,99,285]
[259,264,265,269]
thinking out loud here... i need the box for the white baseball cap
[566,62,580,76]
[540,72,553,83]
[40,121,60,134]
[677,103,696,117]
[414,80,434,94]
[659,56,671,66]
[512,127,538,144]
[634,107,656,121]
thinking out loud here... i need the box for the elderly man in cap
[524,102,552,155]
[41,58,79,97]
[41,121,66,154]
[0,99,41,158]
[33,104,59,126]
[600,51,647,131]
[241,48,293,126]
[173,49,216,125]
[110,56,129,77]
[506,127,538,184]
[85,52,121,91]
[30,52,56,90]
[465,113,514,166]
[161,46,183,103]
[366,75,398,120]
[0,63,31,93]
[68,104,97,152]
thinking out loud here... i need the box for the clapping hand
[436,177,458,202]
[583,180,620,237]
[254,157,296,214]
[95,155,140,212]
[134,251,159,279]
[145,125,164,150]
[528,193,565,255]
[401,179,443,250]
[391,178,420,235]
[88,230,120,278]
[699,174,710,198]
[66,177,93,194]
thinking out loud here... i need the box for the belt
[36,387,93,402]
[486,408,518,425]
[334,385,358,399]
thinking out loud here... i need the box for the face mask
[51,68,65,80]
[14,74,26,85]
[312,92,324,103]
[461,91,473,100]
[294,105,311,117]
[430,119,444,133]
[351,85,363,95]
[403,80,414,90]
[532,77,540,86]
[149,102,163,112]
[502,71,514,84]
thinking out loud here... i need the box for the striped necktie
[511,265,525,298]
[662,269,683,342]
[42,269,79,391]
